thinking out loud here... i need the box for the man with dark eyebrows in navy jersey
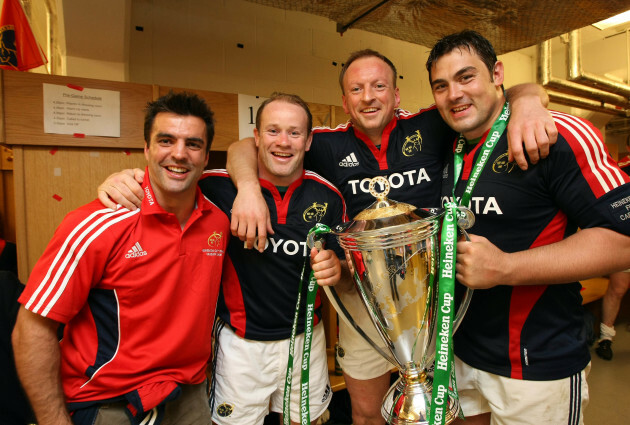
[428,30,630,425]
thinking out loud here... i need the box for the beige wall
[125,0,538,113]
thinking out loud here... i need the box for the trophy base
[381,369,460,425]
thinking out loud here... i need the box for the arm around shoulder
[505,83,558,170]
[226,138,273,252]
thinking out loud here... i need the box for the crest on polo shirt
[402,130,423,157]
[216,402,234,417]
[207,231,223,248]
[303,202,328,222]
[492,152,515,174]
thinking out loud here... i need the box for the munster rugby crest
[303,202,328,222]
[402,130,422,157]
[492,152,515,174]
[216,403,234,417]
[207,231,223,247]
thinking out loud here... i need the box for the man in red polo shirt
[13,92,229,425]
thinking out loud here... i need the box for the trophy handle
[307,225,398,366]
[321,285,398,366]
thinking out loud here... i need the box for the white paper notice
[238,94,267,140]
[43,84,121,137]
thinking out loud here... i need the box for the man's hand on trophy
[98,168,145,210]
[230,187,274,253]
[310,248,343,287]
[455,234,510,289]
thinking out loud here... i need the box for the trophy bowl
[321,177,472,425]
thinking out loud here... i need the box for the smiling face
[341,56,400,144]
[429,47,504,140]
[254,100,312,186]
[144,112,209,207]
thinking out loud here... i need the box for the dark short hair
[255,92,313,135]
[144,91,215,153]
[426,30,498,83]
[338,49,397,94]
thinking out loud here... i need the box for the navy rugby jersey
[442,111,630,380]
[305,107,455,218]
[199,169,347,341]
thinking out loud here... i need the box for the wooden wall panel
[0,146,14,241]
[308,102,333,128]
[332,105,350,128]
[158,86,238,152]
[14,146,146,281]
[3,70,152,149]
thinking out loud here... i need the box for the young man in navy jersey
[97,93,348,425]
[427,30,630,425]
[202,94,347,425]
[98,53,555,425]
[13,92,230,425]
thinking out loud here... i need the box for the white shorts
[455,356,590,425]
[336,289,395,380]
[212,322,332,425]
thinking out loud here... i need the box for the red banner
[0,0,47,71]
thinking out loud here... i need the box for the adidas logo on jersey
[339,152,359,167]
[125,242,147,258]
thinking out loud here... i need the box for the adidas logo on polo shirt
[125,242,147,258]
[339,152,359,167]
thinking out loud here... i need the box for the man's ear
[305,133,313,152]
[254,127,260,148]
[493,61,505,87]
[144,142,149,161]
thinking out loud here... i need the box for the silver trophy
[316,177,473,425]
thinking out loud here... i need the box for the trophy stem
[381,364,460,425]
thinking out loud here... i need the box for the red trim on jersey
[221,255,247,337]
[351,118,398,170]
[202,169,229,179]
[260,172,305,224]
[459,128,490,180]
[304,171,349,222]
[507,210,568,379]
[618,155,630,168]
[551,111,629,198]
[312,122,352,134]
[0,238,6,254]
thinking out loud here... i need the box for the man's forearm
[226,137,261,190]
[505,83,549,107]
[507,228,630,286]
[12,308,72,425]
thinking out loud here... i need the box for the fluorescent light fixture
[592,10,630,30]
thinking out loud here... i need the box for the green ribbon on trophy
[430,101,510,425]
[283,223,331,425]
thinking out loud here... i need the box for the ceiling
[244,0,630,54]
